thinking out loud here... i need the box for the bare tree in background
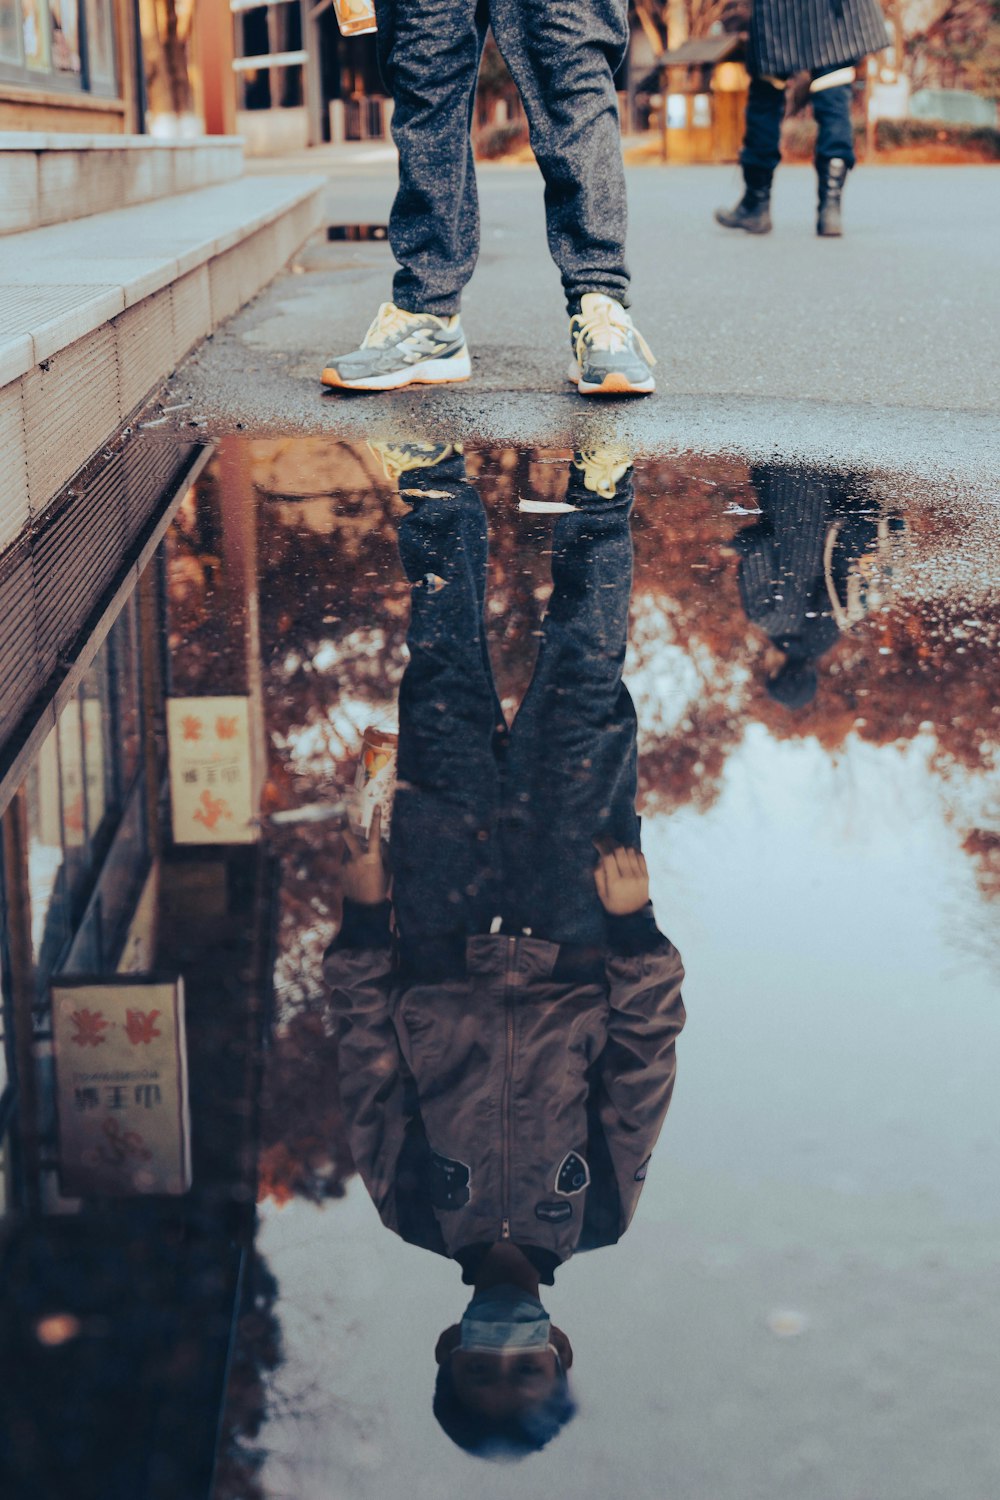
[140,0,195,121]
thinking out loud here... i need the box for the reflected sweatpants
[391,457,638,949]
[373,0,631,315]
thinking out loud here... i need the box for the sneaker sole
[321,350,472,392]
[567,364,655,397]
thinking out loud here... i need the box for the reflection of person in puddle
[323,446,685,1460]
[733,464,905,709]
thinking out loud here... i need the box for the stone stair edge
[0,175,327,386]
[0,133,245,152]
[0,132,248,240]
[1,181,324,553]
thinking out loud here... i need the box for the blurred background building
[4,0,995,153]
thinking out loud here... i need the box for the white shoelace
[574,300,655,365]
[362,303,426,349]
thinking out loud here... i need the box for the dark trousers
[373,0,631,316]
[391,457,638,949]
[740,76,856,175]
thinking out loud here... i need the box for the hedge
[782,114,1000,160]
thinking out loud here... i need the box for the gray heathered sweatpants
[373,0,631,316]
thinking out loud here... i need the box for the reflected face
[450,1346,561,1420]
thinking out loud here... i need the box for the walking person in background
[731,464,905,708]
[716,0,889,237]
[321,0,658,396]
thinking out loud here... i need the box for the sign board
[167,695,258,844]
[52,977,191,1197]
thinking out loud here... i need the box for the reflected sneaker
[568,293,656,396]
[573,446,634,499]
[321,303,471,391]
[367,440,463,484]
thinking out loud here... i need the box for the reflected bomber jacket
[322,907,685,1273]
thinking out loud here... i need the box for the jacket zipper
[500,935,516,1240]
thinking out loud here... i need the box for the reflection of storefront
[0,0,140,133]
[7,600,171,1218]
[0,434,276,1499]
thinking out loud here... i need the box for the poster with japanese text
[52,977,191,1197]
[167,696,258,844]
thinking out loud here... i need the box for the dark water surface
[0,435,997,1500]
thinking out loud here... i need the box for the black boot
[715,169,773,235]
[817,157,849,237]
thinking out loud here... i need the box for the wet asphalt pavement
[165,157,1000,480]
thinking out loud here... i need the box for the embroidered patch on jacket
[429,1152,470,1210]
[634,1156,651,1183]
[536,1200,573,1224]
[555,1151,590,1197]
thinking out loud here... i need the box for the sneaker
[568,293,656,396]
[321,303,471,391]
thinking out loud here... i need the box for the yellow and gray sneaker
[321,303,471,392]
[573,446,634,498]
[568,293,656,396]
[367,439,462,484]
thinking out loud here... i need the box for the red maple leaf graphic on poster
[70,1009,110,1047]
[215,716,239,740]
[125,1009,162,1045]
[192,789,232,831]
[182,715,203,742]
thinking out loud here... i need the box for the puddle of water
[0,435,998,1499]
[326,224,389,241]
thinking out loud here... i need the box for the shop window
[49,0,81,74]
[22,601,153,995]
[26,728,70,988]
[82,0,114,88]
[1,0,117,94]
[81,651,117,851]
[235,0,307,112]
[21,0,51,69]
[0,0,21,63]
[111,598,143,792]
[58,692,89,892]
[240,5,270,58]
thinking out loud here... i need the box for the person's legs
[740,76,785,177]
[391,461,505,943]
[488,0,629,315]
[376,0,488,315]
[811,80,856,171]
[501,463,638,945]
[716,76,784,234]
[488,0,655,395]
[811,80,855,237]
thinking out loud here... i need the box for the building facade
[0,0,143,132]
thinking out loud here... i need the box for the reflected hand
[593,841,649,916]
[341,806,389,905]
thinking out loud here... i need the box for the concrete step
[0,133,244,236]
[0,173,325,552]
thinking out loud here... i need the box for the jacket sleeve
[322,936,412,1237]
[597,935,686,1233]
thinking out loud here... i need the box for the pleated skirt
[747,0,890,78]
